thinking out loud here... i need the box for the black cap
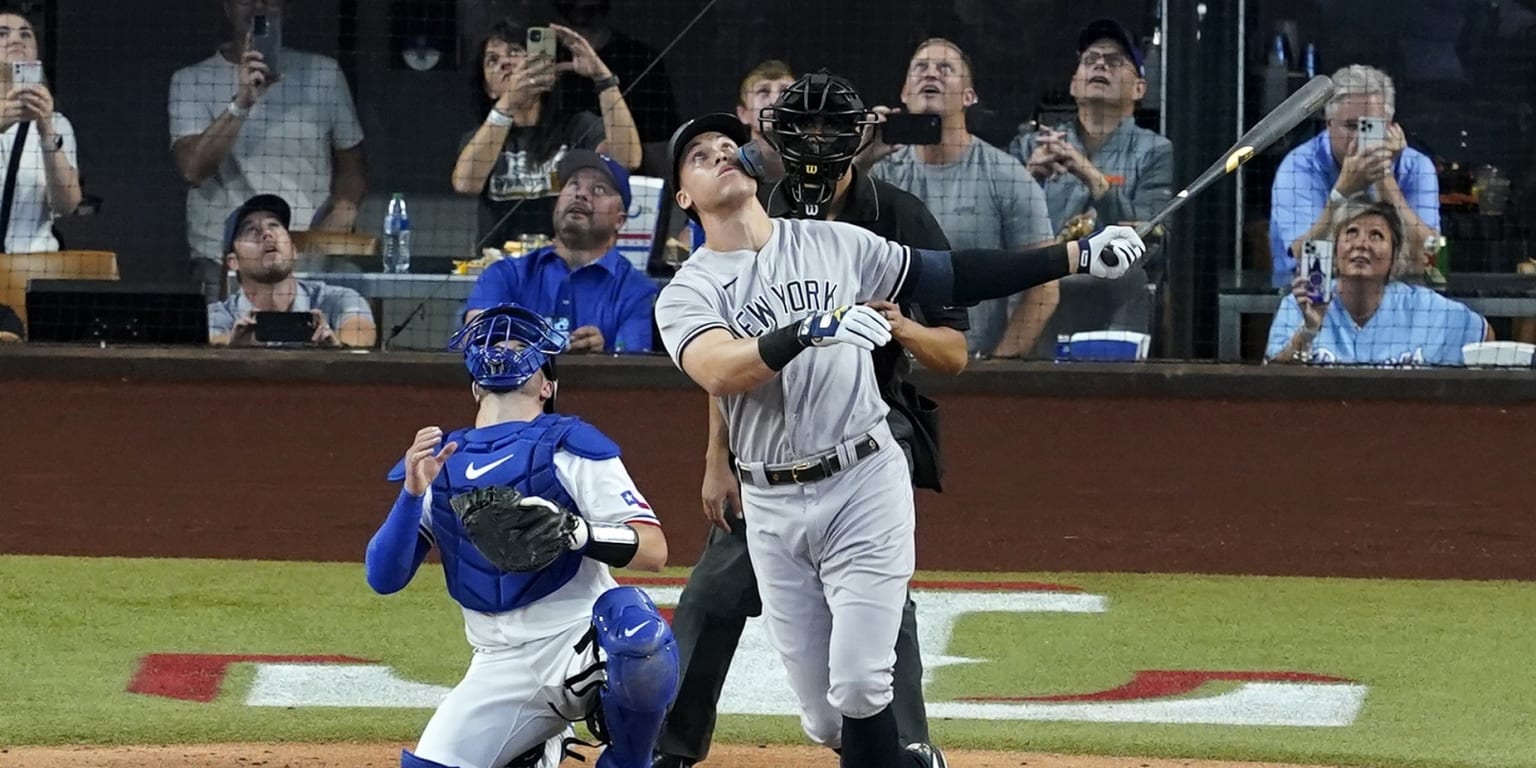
[667,113,751,208]
[223,194,292,255]
[1078,18,1145,77]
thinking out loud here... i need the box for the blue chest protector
[386,413,621,614]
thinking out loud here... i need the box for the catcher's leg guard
[400,749,459,768]
[590,586,680,768]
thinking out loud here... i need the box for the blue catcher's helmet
[448,304,569,399]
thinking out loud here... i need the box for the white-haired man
[1269,64,1440,288]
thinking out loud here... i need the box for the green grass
[2,557,1535,768]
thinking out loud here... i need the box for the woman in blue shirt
[1267,200,1489,367]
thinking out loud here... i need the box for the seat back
[0,250,120,326]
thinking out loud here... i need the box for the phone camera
[529,30,543,41]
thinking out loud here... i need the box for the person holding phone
[991,18,1173,360]
[0,5,82,253]
[1269,64,1441,288]
[858,38,1053,357]
[452,18,641,251]
[551,0,681,176]
[170,0,368,299]
[208,194,376,348]
[1267,199,1487,366]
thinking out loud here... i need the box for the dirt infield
[3,378,1534,579]
[0,743,1345,768]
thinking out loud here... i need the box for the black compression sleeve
[582,521,640,568]
[757,322,809,371]
[900,244,1073,306]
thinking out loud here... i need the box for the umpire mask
[760,71,876,217]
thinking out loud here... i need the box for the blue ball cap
[555,149,632,212]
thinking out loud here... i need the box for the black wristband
[758,321,809,371]
[582,521,640,568]
[592,74,620,92]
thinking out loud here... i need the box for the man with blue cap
[463,150,659,355]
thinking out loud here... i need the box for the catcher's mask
[448,304,568,409]
[759,71,876,216]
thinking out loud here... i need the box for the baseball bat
[1099,74,1336,267]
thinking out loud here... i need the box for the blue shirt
[1265,281,1486,366]
[463,246,659,353]
[1268,131,1440,287]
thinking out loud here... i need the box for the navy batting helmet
[759,71,876,215]
[448,304,568,402]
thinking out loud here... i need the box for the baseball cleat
[904,742,948,768]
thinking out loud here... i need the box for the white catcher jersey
[656,218,913,465]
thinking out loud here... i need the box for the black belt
[737,435,881,486]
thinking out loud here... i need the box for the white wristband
[1328,187,1347,207]
[486,108,514,128]
[226,100,250,119]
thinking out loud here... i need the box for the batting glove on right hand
[796,305,892,351]
[1077,225,1147,279]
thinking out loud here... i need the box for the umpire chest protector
[389,414,621,614]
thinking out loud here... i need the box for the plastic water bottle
[383,193,412,274]
[1054,334,1072,363]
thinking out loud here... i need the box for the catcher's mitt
[449,486,578,572]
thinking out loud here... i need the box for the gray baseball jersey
[655,217,911,465]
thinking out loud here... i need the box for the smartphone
[1355,116,1385,153]
[251,14,282,77]
[10,60,42,86]
[254,311,315,344]
[526,26,558,60]
[1302,240,1334,304]
[880,112,943,146]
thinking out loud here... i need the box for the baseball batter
[365,303,678,768]
[656,71,959,768]
[655,114,1146,768]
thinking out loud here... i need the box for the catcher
[365,303,677,768]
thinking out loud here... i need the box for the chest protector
[389,413,622,614]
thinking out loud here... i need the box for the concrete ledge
[2,344,1533,403]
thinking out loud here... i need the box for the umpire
[653,71,967,768]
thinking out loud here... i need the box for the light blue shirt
[1265,281,1486,366]
[1268,131,1440,287]
[207,278,374,339]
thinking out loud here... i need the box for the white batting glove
[796,304,892,351]
[1077,225,1147,279]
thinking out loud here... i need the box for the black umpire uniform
[655,166,963,767]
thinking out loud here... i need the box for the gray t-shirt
[655,218,910,465]
[872,137,1052,353]
[207,278,374,339]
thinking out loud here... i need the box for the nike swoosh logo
[622,621,651,638]
[464,453,515,480]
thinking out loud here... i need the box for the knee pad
[581,587,679,768]
[592,586,680,715]
[400,749,459,768]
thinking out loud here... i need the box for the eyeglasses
[1079,51,1131,69]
